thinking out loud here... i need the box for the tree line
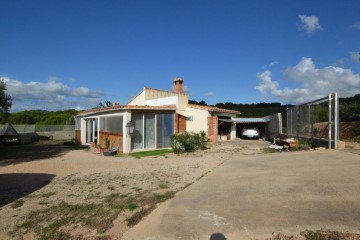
[190,95,360,122]
[0,109,78,125]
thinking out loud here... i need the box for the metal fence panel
[286,93,338,149]
[0,124,75,133]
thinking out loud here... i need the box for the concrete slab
[123,150,360,240]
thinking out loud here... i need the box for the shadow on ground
[0,141,88,166]
[0,173,55,207]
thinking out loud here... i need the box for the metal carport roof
[219,117,270,123]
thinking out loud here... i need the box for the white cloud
[255,57,360,104]
[350,21,360,30]
[263,61,279,68]
[205,91,215,97]
[298,15,323,36]
[0,76,103,112]
[350,52,360,63]
[255,71,282,96]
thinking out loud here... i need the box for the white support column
[230,122,236,140]
[80,118,86,144]
[123,111,132,154]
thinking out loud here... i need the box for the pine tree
[0,79,12,114]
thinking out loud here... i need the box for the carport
[233,117,270,138]
[219,117,270,139]
[218,113,282,140]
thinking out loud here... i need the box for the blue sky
[1,0,360,112]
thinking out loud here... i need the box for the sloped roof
[0,123,19,136]
[126,87,188,105]
[187,104,240,114]
[77,105,177,117]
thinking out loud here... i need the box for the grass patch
[106,193,120,203]
[14,199,126,239]
[41,192,57,198]
[152,191,175,203]
[130,149,173,158]
[262,148,278,153]
[300,230,344,240]
[13,180,176,239]
[126,206,155,227]
[127,202,138,211]
[11,200,24,209]
[158,183,169,189]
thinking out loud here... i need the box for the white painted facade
[184,107,209,133]
[145,96,179,107]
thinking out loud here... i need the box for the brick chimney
[173,77,184,94]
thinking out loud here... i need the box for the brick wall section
[175,113,187,134]
[207,116,218,143]
[175,113,178,133]
[75,130,81,143]
[178,114,186,133]
[99,131,123,153]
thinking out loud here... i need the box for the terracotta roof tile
[77,105,176,116]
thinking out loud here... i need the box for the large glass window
[100,115,123,133]
[131,112,174,151]
[144,114,155,149]
[132,114,144,150]
[157,113,174,148]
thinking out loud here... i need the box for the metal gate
[286,93,339,149]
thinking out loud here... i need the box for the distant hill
[189,99,293,118]
[339,94,360,121]
[1,94,358,125]
[191,93,360,122]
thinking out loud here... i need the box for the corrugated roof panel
[218,118,270,123]
[233,118,270,123]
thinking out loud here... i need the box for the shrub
[197,131,209,150]
[355,122,360,137]
[171,131,209,154]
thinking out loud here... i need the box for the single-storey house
[75,78,240,153]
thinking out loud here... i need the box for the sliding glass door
[131,113,173,151]
[157,113,174,148]
[144,114,155,149]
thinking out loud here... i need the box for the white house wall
[185,107,209,133]
[127,89,146,105]
[128,88,189,110]
[145,96,179,107]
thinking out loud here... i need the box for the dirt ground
[0,139,269,240]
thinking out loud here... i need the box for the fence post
[296,107,300,140]
[310,103,314,139]
[334,92,338,148]
[328,93,332,149]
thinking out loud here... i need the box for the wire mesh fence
[286,93,338,149]
[0,125,75,133]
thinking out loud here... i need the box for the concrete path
[123,149,360,240]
